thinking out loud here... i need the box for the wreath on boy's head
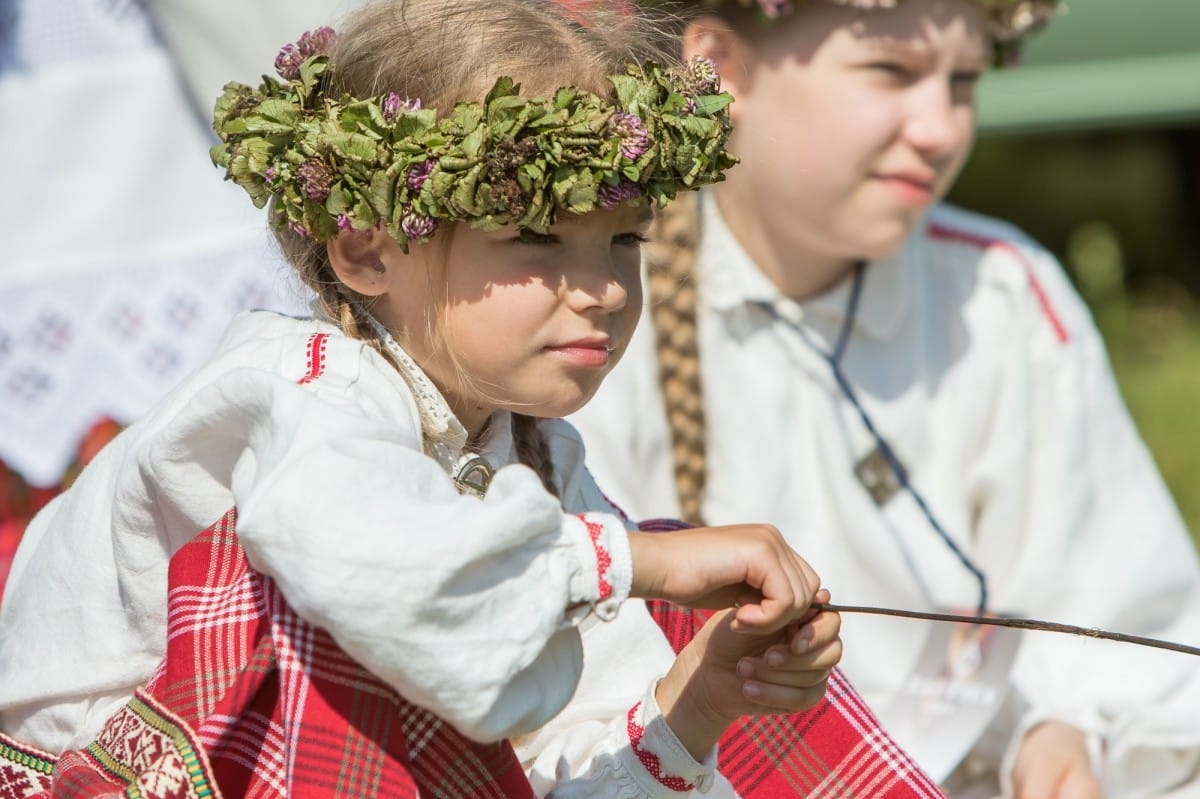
[211,27,737,249]
[671,0,1062,65]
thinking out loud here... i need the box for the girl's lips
[545,342,613,368]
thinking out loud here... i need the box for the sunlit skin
[334,204,651,440]
[687,0,990,300]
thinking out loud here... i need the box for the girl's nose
[567,257,629,314]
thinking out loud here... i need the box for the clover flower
[406,159,435,192]
[275,26,338,80]
[598,178,641,209]
[297,158,336,201]
[682,56,721,96]
[609,112,650,161]
[401,212,438,240]
[754,0,794,16]
[383,92,422,122]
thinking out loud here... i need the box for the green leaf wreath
[211,30,736,249]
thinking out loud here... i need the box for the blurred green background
[946,0,1200,545]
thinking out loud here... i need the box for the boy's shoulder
[919,203,1044,259]
[914,203,1088,344]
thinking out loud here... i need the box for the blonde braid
[646,193,707,525]
[512,413,561,499]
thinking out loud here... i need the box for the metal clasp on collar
[454,455,494,496]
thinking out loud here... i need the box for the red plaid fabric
[649,601,945,799]
[0,508,534,799]
[0,512,945,798]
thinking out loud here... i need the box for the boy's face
[371,205,651,435]
[697,0,991,268]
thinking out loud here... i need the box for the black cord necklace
[757,261,990,616]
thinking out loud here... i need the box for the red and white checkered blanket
[0,509,945,798]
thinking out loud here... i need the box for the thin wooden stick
[811,603,1200,657]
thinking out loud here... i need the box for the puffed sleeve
[966,241,1200,793]
[134,364,634,743]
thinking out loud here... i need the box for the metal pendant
[855,444,902,506]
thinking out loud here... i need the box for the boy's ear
[682,16,751,102]
[326,228,393,297]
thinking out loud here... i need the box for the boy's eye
[613,232,649,247]
[867,62,912,79]
[950,70,983,101]
[516,229,558,245]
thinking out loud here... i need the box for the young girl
[0,2,949,797]
[572,0,1200,797]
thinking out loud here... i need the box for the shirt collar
[367,316,517,483]
[697,193,912,339]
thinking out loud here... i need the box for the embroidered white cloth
[0,0,309,487]
[0,310,737,798]
[571,196,1200,797]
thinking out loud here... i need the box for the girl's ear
[326,228,394,297]
[682,16,752,105]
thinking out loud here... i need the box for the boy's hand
[1012,722,1104,799]
[628,525,819,633]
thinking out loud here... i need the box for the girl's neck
[712,185,860,302]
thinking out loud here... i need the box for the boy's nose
[903,83,969,160]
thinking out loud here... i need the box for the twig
[811,603,1200,657]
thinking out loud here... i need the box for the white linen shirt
[571,197,1200,797]
[0,311,727,798]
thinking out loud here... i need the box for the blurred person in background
[571,0,1200,796]
[0,0,367,587]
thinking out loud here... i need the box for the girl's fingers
[738,648,841,686]
[741,676,830,712]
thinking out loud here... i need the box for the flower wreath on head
[211,27,736,249]
[681,0,1062,64]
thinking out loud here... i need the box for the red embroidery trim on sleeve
[578,514,613,602]
[297,332,329,385]
[626,703,696,793]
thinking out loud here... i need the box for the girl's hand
[628,525,819,633]
[730,590,842,713]
[654,591,842,761]
[1012,722,1105,799]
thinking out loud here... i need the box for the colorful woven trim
[211,28,736,248]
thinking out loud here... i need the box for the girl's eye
[517,229,558,245]
[613,232,649,247]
